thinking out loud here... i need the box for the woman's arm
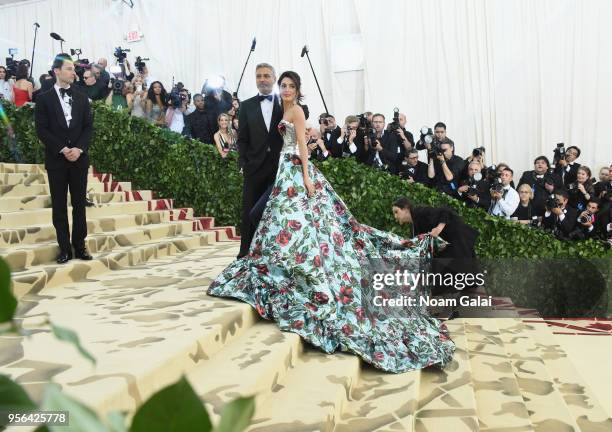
[291,106,309,178]
[213,132,225,157]
[126,93,134,111]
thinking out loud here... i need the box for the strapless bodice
[279,119,298,155]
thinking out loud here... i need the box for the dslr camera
[490,176,504,194]
[135,56,149,74]
[553,142,565,165]
[168,83,187,108]
[545,194,560,210]
[113,46,130,64]
[578,212,593,225]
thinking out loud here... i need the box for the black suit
[398,161,429,185]
[518,170,563,212]
[35,86,92,253]
[237,94,283,257]
[554,162,580,187]
[542,206,578,240]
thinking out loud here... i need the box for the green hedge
[1,100,609,259]
[1,101,610,315]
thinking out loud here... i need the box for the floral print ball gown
[207,119,455,373]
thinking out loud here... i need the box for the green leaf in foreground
[50,323,97,365]
[41,383,108,432]
[0,374,37,427]
[129,376,212,432]
[0,257,17,323]
[213,396,255,432]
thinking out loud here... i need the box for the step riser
[0,200,173,228]
[4,221,195,272]
[11,233,216,299]
[0,191,155,211]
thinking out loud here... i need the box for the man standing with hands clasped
[35,53,93,264]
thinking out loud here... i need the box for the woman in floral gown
[207,71,455,373]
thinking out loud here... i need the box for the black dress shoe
[56,252,72,264]
[85,198,95,207]
[74,248,93,260]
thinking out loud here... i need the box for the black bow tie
[59,87,72,98]
[258,94,273,102]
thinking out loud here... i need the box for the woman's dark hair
[16,64,29,81]
[0,66,7,77]
[392,196,413,211]
[277,71,303,105]
[147,81,168,105]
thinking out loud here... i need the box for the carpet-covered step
[465,318,533,431]
[0,162,47,173]
[2,244,258,418]
[0,172,107,186]
[10,231,217,299]
[513,319,612,430]
[0,191,154,211]
[0,199,174,228]
[0,210,175,247]
[169,208,195,221]
[188,323,303,420]
[2,220,195,272]
[0,181,137,197]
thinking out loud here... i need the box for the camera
[4,56,28,80]
[578,212,593,225]
[466,172,483,197]
[113,46,130,63]
[529,216,540,228]
[110,78,125,95]
[490,176,504,194]
[545,194,560,210]
[168,83,186,108]
[356,113,376,142]
[553,142,565,164]
[318,117,329,127]
[418,126,434,148]
[472,147,485,157]
[483,165,498,183]
[428,140,444,159]
[135,56,149,74]
[388,107,401,132]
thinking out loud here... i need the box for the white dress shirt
[53,84,82,155]
[489,185,520,218]
[259,93,274,132]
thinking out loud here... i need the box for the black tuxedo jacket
[554,162,580,186]
[542,206,578,238]
[237,95,283,176]
[518,170,563,209]
[35,87,93,170]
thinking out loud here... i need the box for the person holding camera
[105,79,130,110]
[457,161,491,210]
[334,115,360,159]
[554,145,581,186]
[96,58,111,87]
[318,113,342,157]
[130,75,147,118]
[518,156,563,214]
[184,93,213,143]
[145,81,168,127]
[567,166,595,212]
[306,127,329,161]
[427,140,464,195]
[570,198,603,240]
[364,113,391,169]
[77,69,103,101]
[166,87,192,134]
[0,66,14,102]
[542,189,577,240]
[511,184,543,226]
[381,112,414,174]
[488,168,519,218]
[398,149,429,185]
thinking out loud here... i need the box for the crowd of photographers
[2,51,611,245]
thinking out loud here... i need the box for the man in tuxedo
[398,149,429,186]
[237,63,283,258]
[554,145,581,186]
[542,189,578,240]
[35,53,93,264]
[518,156,563,213]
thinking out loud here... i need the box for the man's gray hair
[256,62,276,78]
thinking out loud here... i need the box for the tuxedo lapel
[253,98,268,135]
[68,93,80,130]
[50,90,69,129]
[271,96,282,131]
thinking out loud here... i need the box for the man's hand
[551,207,563,216]
[348,129,356,143]
[491,190,502,200]
[406,177,414,183]
[468,194,479,202]
[557,158,567,167]
[579,211,593,227]
[458,185,469,193]
[308,141,318,151]
[436,153,445,163]
[63,148,80,162]
[395,128,406,140]
[374,140,383,152]
[545,183,555,193]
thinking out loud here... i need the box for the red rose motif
[287,187,297,198]
[275,229,292,246]
[341,296,351,305]
[315,181,323,190]
[287,220,302,231]
[292,320,304,330]
[342,273,350,281]
[333,202,345,216]
[313,206,320,215]
[305,302,318,312]
[256,304,266,316]
[271,186,281,197]
[332,232,345,247]
[320,242,330,256]
[256,264,269,275]
[439,333,449,342]
[313,292,329,304]
[354,239,365,250]
[313,255,322,267]
[278,122,286,134]
[373,352,385,362]
[342,324,353,336]
[295,253,306,264]
[355,307,365,321]
[291,156,302,165]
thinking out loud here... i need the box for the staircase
[1,163,611,431]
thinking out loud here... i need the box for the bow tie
[59,87,72,98]
[258,94,273,102]
[536,175,544,179]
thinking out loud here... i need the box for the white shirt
[0,79,13,102]
[259,93,274,132]
[53,84,73,127]
[489,185,520,218]
[169,108,185,133]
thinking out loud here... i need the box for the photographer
[570,198,603,240]
[319,113,342,157]
[166,87,192,134]
[457,161,491,210]
[398,149,429,185]
[542,189,577,240]
[567,166,595,212]
[77,69,103,101]
[460,147,486,183]
[96,57,111,88]
[511,184,543,226]
[90,64,110,99]
[307,127,329,161]
[427,140,464,195]
[364,113,390,170]
[594,166,611,199]
[185,93,212,143]
[0,66,13,102]
[488,167,519,218]
[105,79,133,110]
[554,145,581,186]
[380,111,414,174]
[518,156,563,214]
[335,115,360,159]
